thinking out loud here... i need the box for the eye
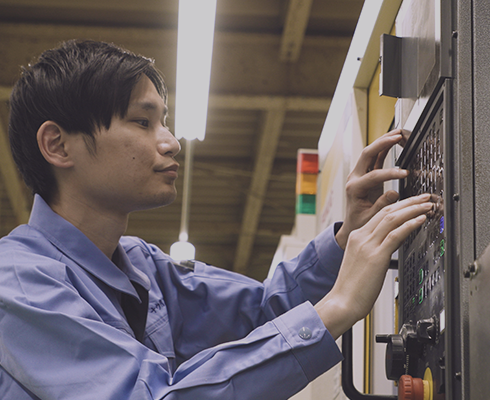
[134,119,149,128]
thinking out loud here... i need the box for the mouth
[156,163,179,178]
[163,164,179,172]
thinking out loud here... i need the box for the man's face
[69,75,181,214]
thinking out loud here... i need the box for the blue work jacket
[0,195,344,399]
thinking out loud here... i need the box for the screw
[452,31,458,39]
[453,193,460,201]
[464,261,479,279]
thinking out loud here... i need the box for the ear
[37,121,74,169]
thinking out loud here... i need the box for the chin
[148,191,177,210]
[128,188,177,212]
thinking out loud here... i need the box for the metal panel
[452,0,473,399]
[468,0,490,398]
[472,0,490,255]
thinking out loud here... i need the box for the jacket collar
[28,195,151,299]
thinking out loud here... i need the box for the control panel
[376,84,449,400]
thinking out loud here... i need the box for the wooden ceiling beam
[2,88,329,112]
[0,23,348,97]
[233,104,286,275]
[279,0,314,63]
[167,93,331,112]
[208,94,330,111]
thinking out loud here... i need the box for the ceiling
[0,0,365,281]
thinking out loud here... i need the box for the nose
[157,126,181,157]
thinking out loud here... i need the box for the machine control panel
[376,84,448,400]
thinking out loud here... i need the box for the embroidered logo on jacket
[149,299,165,314]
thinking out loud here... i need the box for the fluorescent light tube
[175,0,217,141]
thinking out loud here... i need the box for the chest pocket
[144,298,175,359]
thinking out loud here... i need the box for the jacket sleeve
[262,222,345,316]
[138,223,345,358]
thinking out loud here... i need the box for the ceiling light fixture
[175,0,217,141]
[171,0,216,260]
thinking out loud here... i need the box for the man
[0,40,431,399]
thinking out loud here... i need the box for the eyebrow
[131,101,168,116]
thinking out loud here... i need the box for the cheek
[125,149,155,178]
[99,135,156,180]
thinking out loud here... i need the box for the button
[398,375,430,400]
[298,327,312,340]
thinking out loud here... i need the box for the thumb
[372,190,400,214]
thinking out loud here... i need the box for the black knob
[375,334,406,380]
[386,335,406,380]
[377,323,423,381]
[375,334,391,343]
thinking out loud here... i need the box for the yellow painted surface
[364,314,372,393]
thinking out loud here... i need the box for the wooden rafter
[279,0,314,62]
[168,93,331,112]
[233,105,286,274]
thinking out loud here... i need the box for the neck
[49,193,128,259]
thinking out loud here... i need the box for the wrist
[314,292,355,340]
[334,225,348,250]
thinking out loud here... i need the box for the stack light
[296,149,318,215]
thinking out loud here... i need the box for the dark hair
[8,39,167,203]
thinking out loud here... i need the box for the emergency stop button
[398,375,430,400]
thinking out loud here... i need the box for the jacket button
[299,327,312,340]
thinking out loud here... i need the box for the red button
[398,375,425,400]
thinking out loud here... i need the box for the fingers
[373,146,391,171]
[346,168,408,198]
[352,130,403,175]
[400,129,410,147]
[363,194,432,241]
[381,212,427,253]
[372,189,400,211]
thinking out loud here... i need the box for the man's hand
[315,194,432,339]
[335,129,409,249]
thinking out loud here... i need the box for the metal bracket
[380,34,403,98]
